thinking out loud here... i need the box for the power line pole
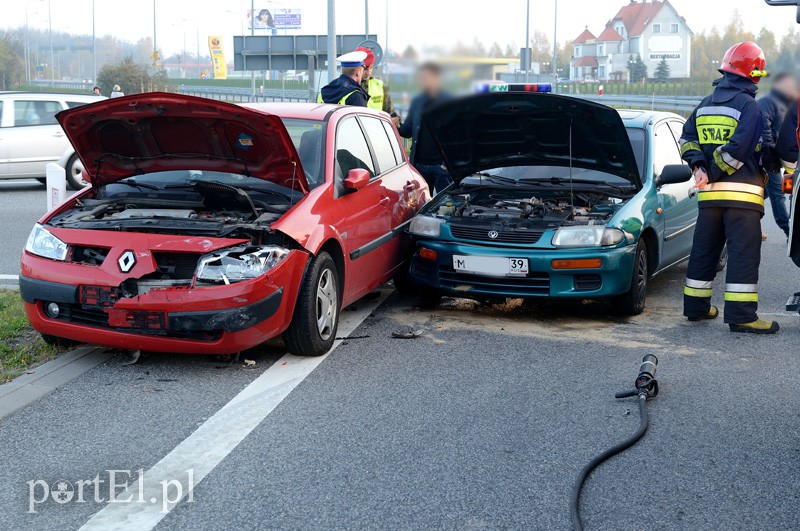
[327,0,336,83]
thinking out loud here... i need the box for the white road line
[79,289,390,531]
[0,274,19,280]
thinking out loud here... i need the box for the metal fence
[571,94,702,115]
[177,85,311,103]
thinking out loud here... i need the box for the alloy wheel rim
[637,252,647,304]
[316,268,337,341]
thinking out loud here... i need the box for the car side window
[381,120,404,165]
[66,101,90,109]
[360,117,398,173]
[652,123,683,177]
[14,100,61,126]
[335,117,375,181]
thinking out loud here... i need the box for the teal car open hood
[424,92,642,189]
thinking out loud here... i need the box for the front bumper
[408,239,638,299]
[20,250,308,354]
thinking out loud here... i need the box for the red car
[19,93,428,356]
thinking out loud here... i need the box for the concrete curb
[0,346,114,420]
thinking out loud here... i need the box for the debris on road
[244,359,256,366]
[391,329,425,339]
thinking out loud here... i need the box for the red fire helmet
[719,41,768,83]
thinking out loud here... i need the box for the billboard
[208,36,227,80]
[248,8,302,31]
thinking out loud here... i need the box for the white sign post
[45,162,67,212]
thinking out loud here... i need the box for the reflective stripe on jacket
[317,90,358,105]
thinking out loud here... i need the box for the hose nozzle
[615,355,659,399]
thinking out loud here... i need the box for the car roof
[618,109,683,127]
[241,101,389,121]
[0,92,103,101]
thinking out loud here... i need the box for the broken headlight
[551,226,625,248]
[25,224,68,261]
[195,245,289,284]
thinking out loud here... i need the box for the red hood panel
[56,92,308,193]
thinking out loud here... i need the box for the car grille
[438,266,550,297]
[71,246,109,266]
[152,252,201,279]
[449,225,544,245]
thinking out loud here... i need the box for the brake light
[784,173,794,195]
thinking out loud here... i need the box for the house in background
[570,0,693,81]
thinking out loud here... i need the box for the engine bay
[431,187,625,230]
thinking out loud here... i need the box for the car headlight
[409,215,444,237]
[551,226,625,248]
[195,245,289,284]
[25,224,68,261]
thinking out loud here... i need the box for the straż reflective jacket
[679,73,766,213]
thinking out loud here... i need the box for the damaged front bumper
[19,249,308,354]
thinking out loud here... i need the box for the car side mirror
[344,168,370,190]
[655,164,692,188]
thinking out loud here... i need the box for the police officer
[318,50,369,106]
[680,41,778,334]
[355,46,395,117]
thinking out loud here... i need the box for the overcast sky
[5,0,798,59]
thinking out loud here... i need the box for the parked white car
[0,92,104,189]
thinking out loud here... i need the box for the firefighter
[318,50,369,107]
[679,41,779,334]
[355,47,395,118]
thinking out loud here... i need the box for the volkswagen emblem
[488,230,499,239]
[118,250,137,273]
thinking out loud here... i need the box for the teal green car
[406,92,704,315]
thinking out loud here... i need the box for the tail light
[783,172,794,195]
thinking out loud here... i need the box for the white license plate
[452,255,529,277]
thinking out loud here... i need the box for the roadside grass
[0,289,60,383]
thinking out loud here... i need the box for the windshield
[280,118,325,188]
[96,170,305,203]
[625,127,647,178]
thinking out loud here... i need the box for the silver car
[0,92,104,189]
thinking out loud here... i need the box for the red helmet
[719,41,767,83]
[355,47,375,68]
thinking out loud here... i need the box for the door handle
[379,197,390,205]
[52,132,65,137]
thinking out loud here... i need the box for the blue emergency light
[507,83,553,93]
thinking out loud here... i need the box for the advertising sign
[208,36,227,79]
[249,8,302,30]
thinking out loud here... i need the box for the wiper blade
[519,177,634,191]
[113,179,161,191]
[234,184,293,201]
[469,173,520,186]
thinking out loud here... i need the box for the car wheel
[613,239,648,316]
[40,333,77,349]
[418,288,443,307]
[283,252,340,356]
[716,243,728,272]
[65,154,88,190]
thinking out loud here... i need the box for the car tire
[418,288,443,307]
[613,239,648,316]
[65,154,87,190]
[283,252,340,357]
[716,243,728,272]
[392,262,416,295]
[40,333,77,349]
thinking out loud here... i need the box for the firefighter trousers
[683,206,761,324]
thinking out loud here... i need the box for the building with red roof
[570,0,692,82]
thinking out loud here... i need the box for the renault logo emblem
[118,250,136,273]
[488,230,499,239]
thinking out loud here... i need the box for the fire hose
[569,355,659,530]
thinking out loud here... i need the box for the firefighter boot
[729,319,780,334]
[688,306,719,322]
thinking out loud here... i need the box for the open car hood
[56,92,308,193]
[424,92,641,188]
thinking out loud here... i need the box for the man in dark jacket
[777,101,798,173]
[679,41,778,334]
[758,72,796,237]
[318,51,369,107]
[398,62,452,194]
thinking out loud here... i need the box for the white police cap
[337,50,368,67]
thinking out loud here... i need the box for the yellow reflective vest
[317,90,358,105]
[366,78,385,111]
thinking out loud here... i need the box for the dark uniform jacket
[777,103,798,168]
[319,75,368,107]
[680,73,766,213]
[759,87,793,148]
[398,91,451,165]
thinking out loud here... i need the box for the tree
[488,42,503,58]
[97,56,153,95]
[654,58,671,82]
[402,45,417,59]
[628,55,647,83]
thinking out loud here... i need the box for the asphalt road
[1,185,799,530]
[0,180,52,286]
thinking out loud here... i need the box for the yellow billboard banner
[208,36,227,80]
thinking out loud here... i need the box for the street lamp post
[364,0,369,40]
[48,0,54,82]
[552,0,558,87]
[524,0,530,82]
[92,0,96,83]
[327,0,336,83]
[251,0,256,99]
[153,0,157,55]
